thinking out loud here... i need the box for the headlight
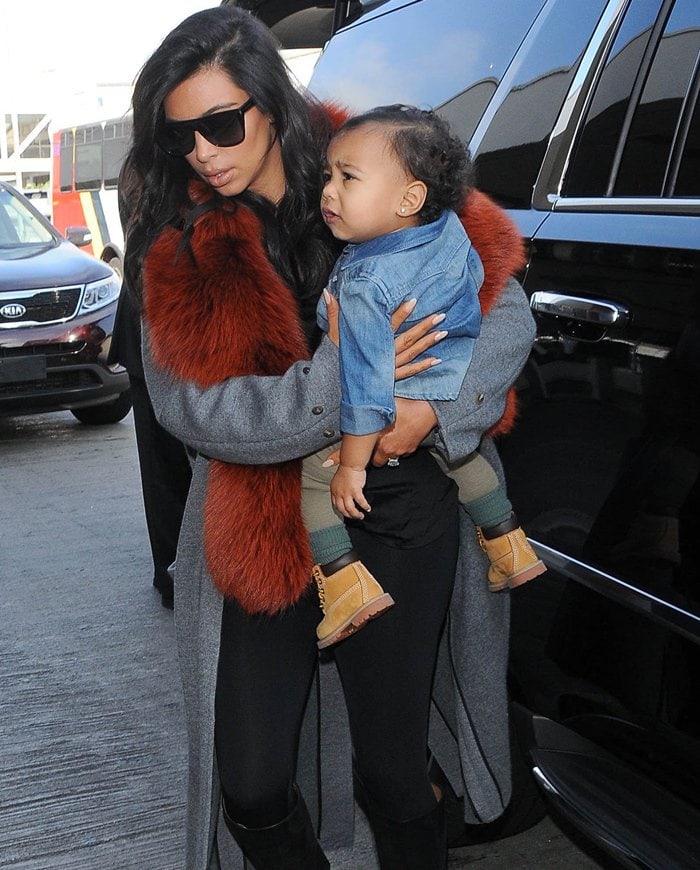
[78,273,121,315]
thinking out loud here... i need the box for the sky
[0,1,217,116]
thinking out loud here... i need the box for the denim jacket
[317,209,484,435]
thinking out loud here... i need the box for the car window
[563,0,660,197]
[0,188,54,247]
[308,0,547,124]
[615,0,700,196]
[564,0,700,199]
[471,0,609,208]
[674,86,699,195]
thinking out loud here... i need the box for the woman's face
[163,66,285,203]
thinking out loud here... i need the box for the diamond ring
[387,457,400,467]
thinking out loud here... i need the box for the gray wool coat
[142,275,535,869]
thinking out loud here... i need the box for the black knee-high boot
[356,781,447,870]
[221,785,329,870]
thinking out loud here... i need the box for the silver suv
[0,182,130,424]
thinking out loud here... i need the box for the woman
[122,7,535,869]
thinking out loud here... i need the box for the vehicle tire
[107,255,123,281]
[71,390,132,425]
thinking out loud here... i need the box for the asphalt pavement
[0,410,604,869]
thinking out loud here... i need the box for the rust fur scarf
[143,165,524,616]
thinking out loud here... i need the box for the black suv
[299,0,700,866]
[0,182,131,424]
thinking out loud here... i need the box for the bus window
[59,130,74,192]
[75,124,103,191]
[103,120,130,189]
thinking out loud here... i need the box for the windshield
[0,187,55,251]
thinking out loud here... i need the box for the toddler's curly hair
[337,104,474,224]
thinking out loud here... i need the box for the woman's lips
[203,168,234,188]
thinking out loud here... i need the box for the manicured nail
[434,330,448,341]
[405,298,417,311]
[323,288,331,303]
[430,358,442,366]
[432,313,446,324]
[321,458,335,467]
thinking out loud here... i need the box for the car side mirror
[65,226,92,247]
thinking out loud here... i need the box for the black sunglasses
[156,98,256,157]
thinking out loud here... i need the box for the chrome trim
[532,540,700,646]
[532,766,558,795]
[530,290,629,326]
[553,196,700,215]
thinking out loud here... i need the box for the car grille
[0,342,87,358]
[0,287,82,327]
[0,370,100,397]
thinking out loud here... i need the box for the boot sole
[508,559,547,589]
[488,560,547,592]
[317,593,395,649]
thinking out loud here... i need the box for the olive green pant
[301,446,506,565]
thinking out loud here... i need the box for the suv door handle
[530,291,630,327]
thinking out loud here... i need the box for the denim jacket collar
[339,210,449,268]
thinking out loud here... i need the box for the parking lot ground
[0,411,604,869]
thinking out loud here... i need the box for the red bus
[50,115,131,278]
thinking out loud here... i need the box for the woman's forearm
[143,324,342,464]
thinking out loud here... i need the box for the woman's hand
[324,292,447,377]
[324,290,340,346]
[391,299,447,381]
[373,398,438,467]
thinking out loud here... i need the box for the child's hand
[331,465,370,519]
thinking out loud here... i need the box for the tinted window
[59,130,74,193]
[615,0,700,195]
[565,0,700,199]
[564,0,660,197]
[309,0,547,120]
[75,124,103,192]
[472,0,608,208]
[103,120,131,189]
[674,85,699,195]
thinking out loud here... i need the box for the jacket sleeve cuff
[340,401,393,436]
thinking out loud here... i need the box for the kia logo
[1,303,26,318]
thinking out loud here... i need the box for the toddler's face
[321,126,414,244]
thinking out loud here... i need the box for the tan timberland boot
[477,520,546,592]
[313,556,394,649]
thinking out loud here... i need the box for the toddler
[303,105,545,648]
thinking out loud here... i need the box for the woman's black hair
[336,105,474,224]
[121,5,337,337]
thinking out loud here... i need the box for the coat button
[312,405,324,415]
[302,366,310,374]
[323,428,335,438]
[476,393,485,405]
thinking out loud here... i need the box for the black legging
[215,451,460,829]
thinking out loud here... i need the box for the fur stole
[462,189,526,436]
[142,178,524,614]
[143,189,313,614]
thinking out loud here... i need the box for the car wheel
[70,390,132,425]
[107,255,123,282]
